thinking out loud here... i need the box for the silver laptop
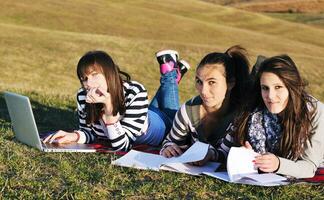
[4,91,113,152]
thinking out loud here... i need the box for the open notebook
[112,143,289,186]
[203,147,288,186]
[112,141,220,176]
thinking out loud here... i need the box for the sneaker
[177,59,190,83]
[156,50,179,75]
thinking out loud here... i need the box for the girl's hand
[244,141,253,149]
[43,130,78,144]
[190,149,215,166]
[161,145,183,158]
[86,87,114,116]
[254,153,280,173]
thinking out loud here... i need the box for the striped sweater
[75,80,149,151]
[161,96,236,156]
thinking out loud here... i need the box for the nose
[267,88,276,100]
[200,83,209,97]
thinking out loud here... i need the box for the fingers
[86,87,110,104]
[172,145,183,155]
[96,87,109,97]
[43,130,69,143]
[254,153,279,173]
[162,145,183,158]
[86,88,98,103]
[244,141,253,149]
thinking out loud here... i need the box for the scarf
[247,108,282,154]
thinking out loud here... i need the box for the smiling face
[260,72,289,114]
[195,64,230,111]
[80,64,108,92]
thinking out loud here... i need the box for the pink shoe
[156,50,179,75]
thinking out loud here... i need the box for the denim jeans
[135,70,179,146]
[149,69,179,120]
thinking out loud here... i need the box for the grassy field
[1,0,324,199]
[204,0,324,28]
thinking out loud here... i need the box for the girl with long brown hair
[44,50,190,151]
[215,55,324,178]
[160,45,251,165]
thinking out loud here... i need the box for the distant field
[1,0,323,199]
[203,0,324,28]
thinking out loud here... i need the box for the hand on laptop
[43,130,79,144]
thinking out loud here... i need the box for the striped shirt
[161,96,235,157]
[213,125,236,163]
[76,80,149,151]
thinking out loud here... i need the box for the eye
[275,85,283,89]
[261,85,268,91]
[195,79,202,85]
[80,76,88,82]
[208,81,216,86]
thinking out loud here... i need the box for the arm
[276,101,324,178]
[214,133,235,162]
[160,103,192,156]
[76,88,97,143]
[106,81,149,151]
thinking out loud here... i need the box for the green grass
[266,12,324,29]
[1,0,324,198]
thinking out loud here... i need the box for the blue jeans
[135,70,179,146]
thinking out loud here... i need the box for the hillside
[202,0,324,13]
[1,0,324,100]
[1,0,324,199]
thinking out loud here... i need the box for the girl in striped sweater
[160,45,251,165]
[44,50,189,151]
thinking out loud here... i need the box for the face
[80,66,108,92]
[260,72,289,114]
[195,64,229,111]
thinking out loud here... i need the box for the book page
[243,173,287,183]
[204,171,289,186]
[203,171,231,182]
[111,150,166,171]
[227,147,259,181]
[111,141,210,173]
[164,141,209,164]
[161,162,221,176]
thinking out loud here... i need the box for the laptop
[4,91,114,152]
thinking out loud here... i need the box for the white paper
[227,147,259,181]
[204,171,288,186]
[204,147,288,186]
[243,173,287,183]
[111,150,165,171]
[163,141,210,164]
[161,162,220,176]
[111,141,214,175]
[203,171,231,182]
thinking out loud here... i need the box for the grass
[0,0,324,198]
[266,12,324,29]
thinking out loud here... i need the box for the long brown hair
[234,55,316,160]
[77,50,130,124]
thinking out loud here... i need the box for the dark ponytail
[225,45,251,107]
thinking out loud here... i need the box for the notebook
[4,91,113,152]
